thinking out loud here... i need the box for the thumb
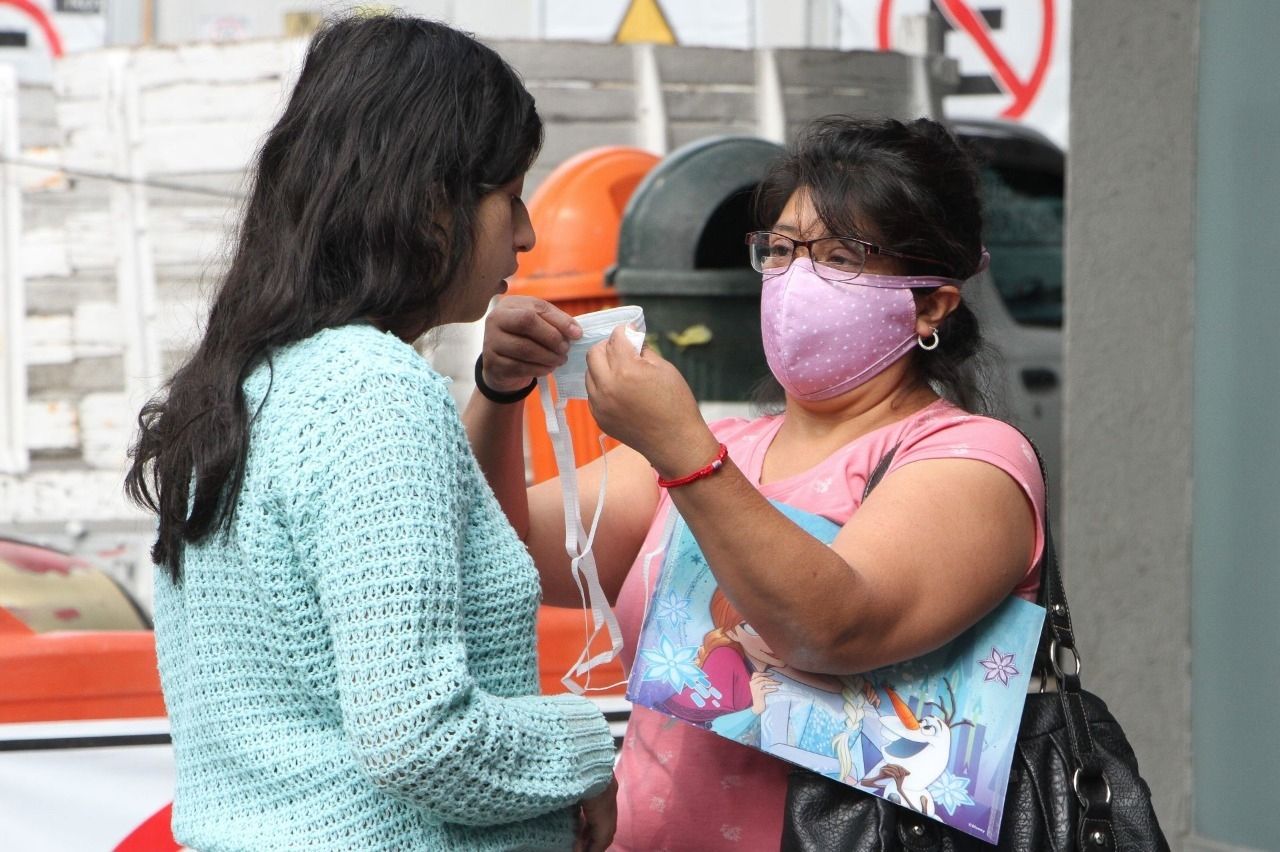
[637,338,666,365]
[609,323,644,352]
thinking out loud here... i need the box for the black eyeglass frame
[744,230,947,279]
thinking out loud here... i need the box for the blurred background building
[4,0,1071,144]
[1,1,1276,850]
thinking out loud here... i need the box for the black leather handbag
[780,446,1169,851]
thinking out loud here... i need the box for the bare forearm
[665,462,877,672]
[462,393,530,538]
[666,456,1037,675]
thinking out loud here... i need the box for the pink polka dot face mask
[760,258,966,401]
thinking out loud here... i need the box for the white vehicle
[952,119,1065,513]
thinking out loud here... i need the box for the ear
[914,285,962,338]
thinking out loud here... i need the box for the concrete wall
[1191,1,1280,849]
[1064,0,1198,843]
[93,0,1072,149]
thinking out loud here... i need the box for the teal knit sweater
[153,324,615,851]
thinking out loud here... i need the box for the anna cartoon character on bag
[660,590,854,741]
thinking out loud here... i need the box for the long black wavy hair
[754,116,995,413]
[125,15,543,581]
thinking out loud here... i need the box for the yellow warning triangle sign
[614,0,677,45]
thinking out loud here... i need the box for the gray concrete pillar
[1064,0,1198,841]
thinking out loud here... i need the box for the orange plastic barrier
[535,605,627,695]
[508,146,659,484]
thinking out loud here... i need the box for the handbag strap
[1019,441,1116,844]
[860,444,899,501]
[862,432,1116,845]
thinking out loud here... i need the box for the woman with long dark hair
[125,16,616,851]
[469,116,1045,848]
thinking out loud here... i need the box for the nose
[514,197,536,253]
[785,241,815,270]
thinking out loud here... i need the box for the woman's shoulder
[909,400,1032,443]
[891,401,1043,484]
[285,324,443,379]
[243,325,460,464]
[890,401,1047,589]
[250,324,451,408]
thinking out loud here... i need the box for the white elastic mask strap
[537,306,646,694]
[540,376,624,695]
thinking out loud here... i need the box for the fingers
[490,300,575,358]
[491,296,579,343]
[638,346,664,366]
[575,779,618,852]
[581,825,606,852]
[583,342,604,403]
[749,672,780,699]
[590,325,645,383]
[581,811,616,852]
[483,297,583,390]
[608,323,646,357]
[583,328,623,400]
[534,299,583,341]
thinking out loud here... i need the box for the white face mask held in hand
[539,305,647,694]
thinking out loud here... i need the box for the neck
[759,363,940,484]
[366,315,428,345]
[781,363,940,445]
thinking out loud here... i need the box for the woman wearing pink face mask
[466,116,1045,850]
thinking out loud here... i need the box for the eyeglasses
[745,230,945,281]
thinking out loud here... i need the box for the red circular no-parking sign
[0,0,64,57]
[877,0,1053,119]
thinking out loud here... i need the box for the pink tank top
[610,400,1045,851]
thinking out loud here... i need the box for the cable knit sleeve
[294,360,614,827]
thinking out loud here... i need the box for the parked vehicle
[952,119,1065,511]
[0,538,173,851]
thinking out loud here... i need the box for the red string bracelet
[655,443,729,489]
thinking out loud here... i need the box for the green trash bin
[611,136,784,402]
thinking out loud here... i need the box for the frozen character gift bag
[628,502,1045,843]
